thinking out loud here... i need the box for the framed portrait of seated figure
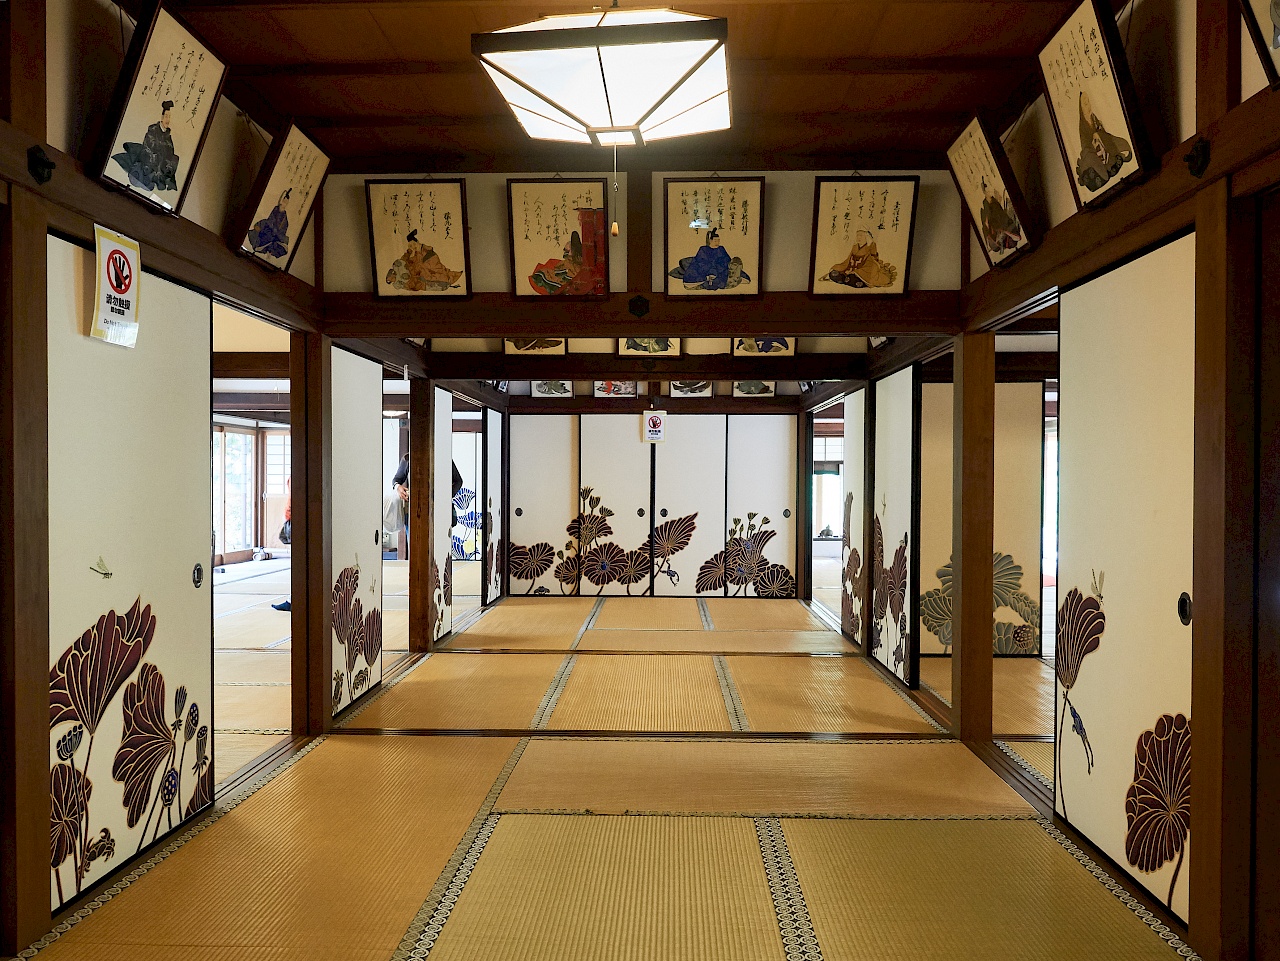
[808,177,919,296]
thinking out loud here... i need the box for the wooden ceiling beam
[322,290,963,338]
[296,109,973,131]
[866,335,954,380]
[332,336,429,377]
[230,55,1035,80]
[178,0,1070,9]
[420,352,867,381]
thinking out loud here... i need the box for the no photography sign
[91,224,141,348]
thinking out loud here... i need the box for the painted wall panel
[508,415,579,595]
[433,389,455,636]
[451,430,481,560]
[720,415,797,597]
[654,415,728,596]
[579,415,653,595]
[842,390,866,642]
[917,381,1045,656]
[871,367,916,684]
[1057,233,1194,920]
[484,409,504,604]
[47,237,212,909]
[330,347,384,714]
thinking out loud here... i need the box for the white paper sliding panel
[483,408,504,605]
[47,237,212,909]
[434,388,454,637]
[578,414,653,595]
[1057,233,1194,920]
[654,414,727,596]
[509,414,580,595]
[719,415,797,597]
[842,390,866,642]
[917,382,1045,658]
[331,347,384,714]
[871,367,917,685]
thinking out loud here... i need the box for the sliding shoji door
[509,414,579,595]
[578,414,653,595]
[723,414,797,597]
[653,414,727,596]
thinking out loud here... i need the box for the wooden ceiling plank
[418,352,868,380]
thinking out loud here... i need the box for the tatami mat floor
[37,597,1189,961]
[918,656,1057,736]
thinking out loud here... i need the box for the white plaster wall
[212,302,290,351]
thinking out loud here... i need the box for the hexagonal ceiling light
[472,7,730,147]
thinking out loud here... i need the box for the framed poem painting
[1037,0,1150,209]
[367,179,470,297]
[505,338,566,355]
[507,178,609,297]
[619,337,680,357]
[594,381,638,398]
[947,116,1038,268]
[810,177,919,296]
[91,0,228,215]
[734,337,794,356]
[664,178,764,298]
[1240,0,1280,88]
[232,123,329,272]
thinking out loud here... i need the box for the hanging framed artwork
[507,178,609,297]
[1037,0,1150,209]
[809,176,919,296]
[618,337,681,357]
[947,116,1039,269]
[733,380,775,397]
[1240,0,1280,88]
[505,338,566,355]
[366,179,470,298]
[231,122,329,272]
[664,178,764,298]
[91,0,229,215]
[532,380,574,398]
[593,381,638,398]
[670,380,713,397]
[733,337,794,356]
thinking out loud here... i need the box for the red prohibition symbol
[648,415,663,429]
[106,249,133,295]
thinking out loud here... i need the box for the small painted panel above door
[578,414,654,596]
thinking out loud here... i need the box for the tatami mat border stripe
[996,739,1054,790]
[531,735,958,745]
[755,817,825,961]
[570,597,605,650]
[12,736,329,960]
[531,654,578,729]
[216,680,290,686]
[494,809,1041,820]
[888,680,949,733]
[338,653,433,727]
[392,738,531,961]
[714,655,750,731]
[698,598,715,630]
[920,679,952,706]
[214,727,291,735]
[1034,817,1200,959]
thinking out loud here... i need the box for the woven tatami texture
[447,597,594,650]
[36,736,519,961]
[577,629,849,653]
[1004,740,1055,780]
[427,815,788,961]
[784,819,1180,960]
[215,649,291,683]
[344,653,565,729]
[496,740,1034,817]
[546,655,732,731]
[727,656,937,734]
[213,605,291,649]
[592,597,705,630]
[703,598,828,631]
[213,733,287,783]
[918,657,1056,736]
[214,683,291,731]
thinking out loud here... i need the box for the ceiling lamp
[472,7,730,147]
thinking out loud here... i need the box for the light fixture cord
[613,144,619,219]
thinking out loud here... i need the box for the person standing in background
[273,477,292,612]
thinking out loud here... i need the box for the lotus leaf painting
[733,380,775,397]
[505,339,565,355]
[236,124,329,272]
[947,117,1033,267]
[508,179,609,297]
[534,380,573,397]
[1037,0,1146,207]
[664,178,764,297]
[810,177,919,295]
[671,380,712,397]
[734,338,793,356]
[367,179,470,297]
[619,337,681,357]
[96,6,228,214]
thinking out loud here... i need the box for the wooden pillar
[1189,180,1257,961]
[408,378,432,652]
[290,331,332,735]
[951,331,995,742]
[1,2,49,951]
[626,168,652,294]
[796,410,813,601]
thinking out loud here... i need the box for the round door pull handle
[637,508,646,517]
[783,509,791,518]
[192,563,204,588]
[514,507,523,517]
[374,529,380,545]
[1178,592,1193,626]
[660,509,668,518]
